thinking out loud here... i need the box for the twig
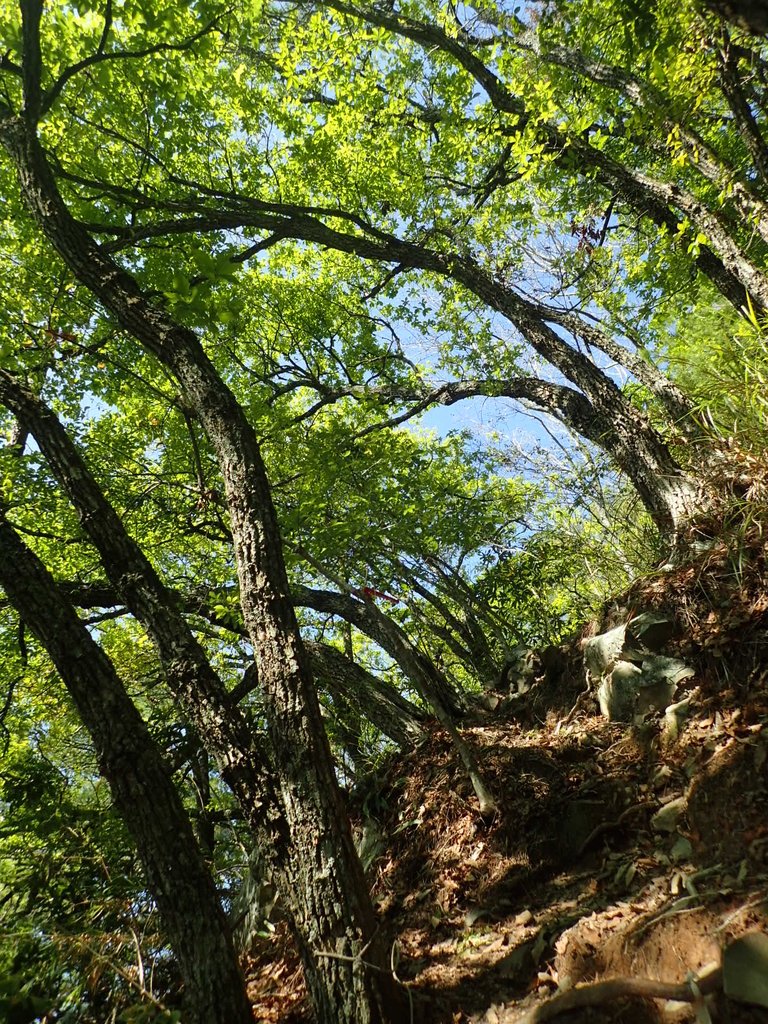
[631,894,700,937]
[391,940,414,1024]
[576,800,654,857]
[313,933,415,1024]
[715,893,768,932]
[313,949,384,966]
[313,927,378,966]
[562,686,593,725]
[60,936,169,1011]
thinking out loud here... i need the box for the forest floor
[243,528,768,1023]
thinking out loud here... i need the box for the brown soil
[243,535,768,1023]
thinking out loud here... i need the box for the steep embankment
[245,530,768,1023]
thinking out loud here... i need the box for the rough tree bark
[0,9,403,1012]
[0,511,253,1024]
[0,333,400,1024]
[704,0,768,35]
[228,638,427,750]
[293,585,497,813]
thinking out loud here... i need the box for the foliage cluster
[0,0,766,1018]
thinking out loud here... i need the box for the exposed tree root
[516,963,722,1022]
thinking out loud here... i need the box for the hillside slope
[245,530,768,1023]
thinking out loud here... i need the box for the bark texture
[294,584,467,715]
[0,512,252,1024]
[0,78,402,1024]
[704,0,768,34]
[307,640,427,749]
[293,586,496,813]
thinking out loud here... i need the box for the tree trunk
[409,376,706,544]
[0,512,252,1024]
[0,111,403,1024]
[307,640,427,749]
[293,586,496,812]
[704,0,768,35]
[406,570,502,682]
[294,584,467,715]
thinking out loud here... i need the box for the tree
[25,0,760,538]
[703,0,768,35]
[0,507,253,1024]
[1,0,767,1018]
[0,3,404,1021]
[246,0,765,536]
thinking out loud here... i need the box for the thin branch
[0,673,20,750]
[42,17,222,114]
[0,54,22,77]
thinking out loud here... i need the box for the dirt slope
[244,535,768,1023]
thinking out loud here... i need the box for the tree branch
[41,16,222,114]
[20,0,43,124]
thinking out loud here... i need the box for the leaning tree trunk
[172,196,713,544]
[307,640,427,749]
[294,584,467,715]
[0,512,253,1024]
[704,0,768,35]
[0,370,402,1021]
[413,375,706,545]
[294,586,497,813]
[0,109,404,1024]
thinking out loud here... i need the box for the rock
[670,835,693,861]
[464,905,491,927]
[476,692,501,711]
[497,646,537,695]
[663,692,697,743]
[651,796,687,832]
[597,660,643,720]
[640,655,695,688]
[356,820,385,870]
[634,678,678,716]
[625,611,677,653]
[585,614,694,722]
[723,931,768,1009]
[634,657,695,718]
[583,624,626,679]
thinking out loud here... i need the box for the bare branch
[20,0,43,123]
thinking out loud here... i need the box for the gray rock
[497,646,537,695]
[625,611,677,653]
[585,615,694,722]
[634,657,695,718]
[634,677,678,716]
[597,660,643,720]
[641,655,695,688]
[651,796,687,832]
[663,692,697,743]
[583,624,626,678]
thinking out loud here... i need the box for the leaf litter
[242,531,768,1023]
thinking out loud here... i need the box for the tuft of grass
[668,297,768,456]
